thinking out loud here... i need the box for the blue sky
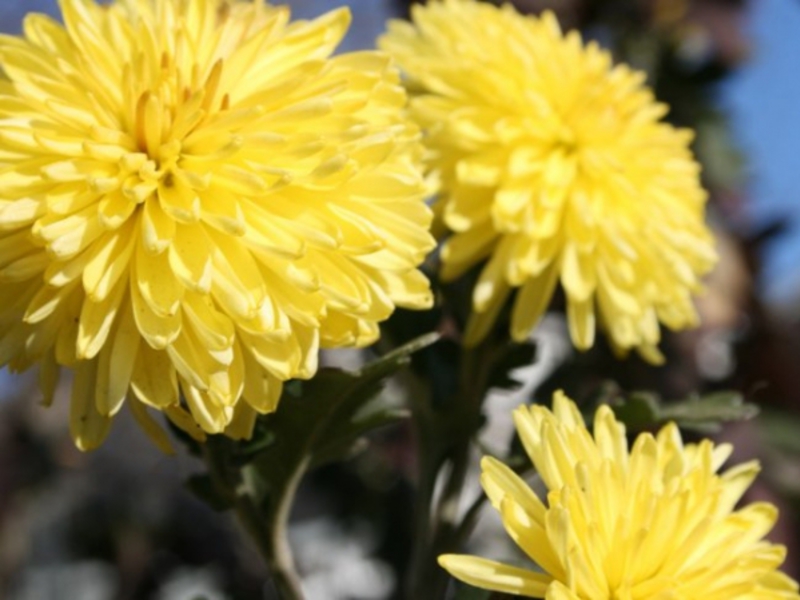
[722,0,800,305]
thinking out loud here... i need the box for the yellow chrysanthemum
[439,392,800,599]
[380,0,716,361]
[0,0,434,450]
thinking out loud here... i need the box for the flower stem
[408,340,497,599]
[406,424,442,596]
[202,437,306,600]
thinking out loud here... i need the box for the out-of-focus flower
[381,0,716,361]
[0,0,434,450]
[439,392,800,599]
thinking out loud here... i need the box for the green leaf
[610,390,759,433]
[232,428,276,466]
[311,404,410,469]
[237,332,440,513]
[660,391,759,427]
[609,392,661,430]
[361,332,442,379]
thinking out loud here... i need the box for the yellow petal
[224,402,257,440]
[499,496,565,580]
[38,348,59,407]
[545,581,580,600]
[566,297,595,350]
[561,243,596,302]
[95,299,140,416]
[438,554,552,597]
[130,344,178,409]
[473,240,514,313]
[510,259,559,342]
[128,399,175,454]
[440,226,498,282]
[135,240,184,317]
[184,385,231,434]
[76,274,126,359]
[181,292,235,352]
[168,222,212,293]
[82,219,136,302]
[158,170,200,223]
[141,198,175,255]
[98,190,136,229]
[70,359,111,451]
[463,281,510,347]
[130,265,181,350]
[164,404,207,442]
[36,205,104,259]
[242,349,283,414]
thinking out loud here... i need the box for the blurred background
[0,0,799,598]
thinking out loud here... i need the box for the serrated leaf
[311,406,410,469]
[351,404,411,432]
[610,390,758,432]
[310,438,371,470]
[234,333,440,515]
[609,392,661,430]
[660,392,758,423]
[360,331,441,379]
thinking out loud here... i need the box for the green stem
[408,340,497,599]
[406,375,442,597]
[425,440,472,600]
[407,434,437,594]
[449,489,488,554]
[203,438,306,600]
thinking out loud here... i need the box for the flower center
[553,123,578,155]
[130,53,228,155]
[121,54,231,206]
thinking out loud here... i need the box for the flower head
[380,0,716,361]
[439,392,799,599]
[0,0,434,450]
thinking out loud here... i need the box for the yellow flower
[380,0,716,361]
[0,0,434,450]
[439,392,800,599]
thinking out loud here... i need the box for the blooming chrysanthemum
[380,0,716,360]
[439,392,800,599]
[0,0,434,450]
